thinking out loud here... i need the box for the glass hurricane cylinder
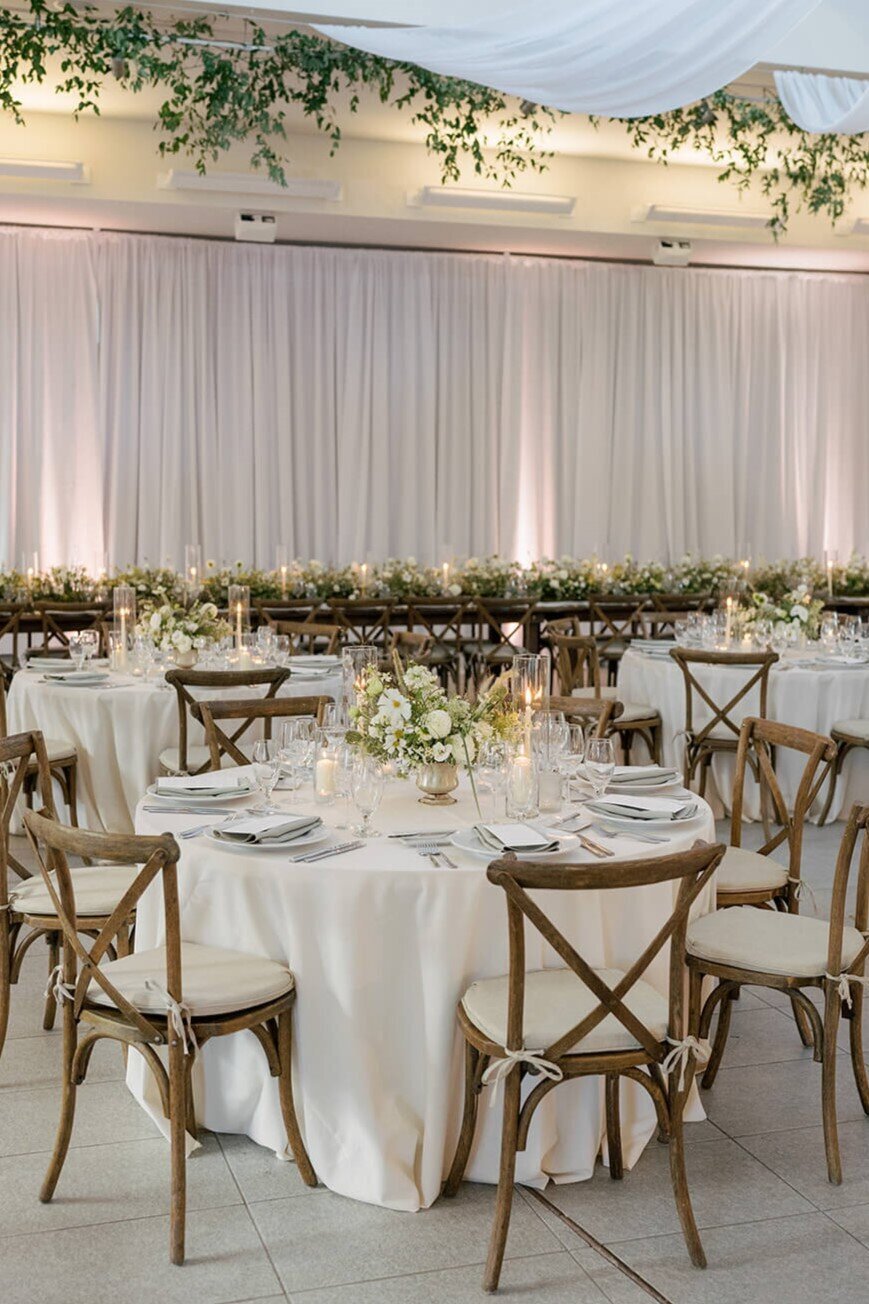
[184,544,203,602]
[228,585,251,654]
[512,652,548,753]
[342,645,379,708]
[313,736,339,805]
[505,744,539,820]
[275,544,289,599]
[112,585,135,669]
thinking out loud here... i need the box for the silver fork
[179,813,245,840]
[592,822,669,845]
[415,841,457,868]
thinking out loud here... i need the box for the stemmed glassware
[350,755,385,837]
[584,736,616,801]
[251,739,281,812]
[278,717,318,794]
[474,738,508,821]
[556,723,586,803]
[69,629,98,671]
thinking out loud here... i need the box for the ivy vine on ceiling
[2,1,869,235]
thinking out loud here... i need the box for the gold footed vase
[416,762,459,805]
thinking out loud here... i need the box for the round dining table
[618,646,869,820]
[6,660,344,831]
[132,776,716,1212]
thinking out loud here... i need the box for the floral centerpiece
[136,593,230,665]
[346,659,519,804]
[744,584,824,639]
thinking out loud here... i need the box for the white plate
[606,777,685,795]
[289,669,336,682]
[449,826,573,862]
[206,824,330,854]
[583,802,700,830]
[146,782,255,806]
[289,655,341,667]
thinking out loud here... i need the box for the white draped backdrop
[1,225,867,570]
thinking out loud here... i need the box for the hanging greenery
[608,89,869,235]
[0,1,554,185]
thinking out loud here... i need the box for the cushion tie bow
[143,979,198,1055]
[482,1047,563,1107]
[661,1035,712,1091]
[44,964,75,1006]
[825,971,869,1010]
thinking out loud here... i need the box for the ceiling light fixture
[409,186,575,215]
[633,202,770,229]
[0,158,89,182]
[158,170,342,201]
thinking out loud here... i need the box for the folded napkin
[474,823,559,853]
[43,670,109,684]
[586,794,697,822]
[155,768,254,797]
[214,814,322,845]
[609,765,680,786]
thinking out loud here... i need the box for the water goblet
[585,737,616,801]
[252,739,281,812]
[351,756,386,837]
[68,631,87,671]
[556,723,586,803]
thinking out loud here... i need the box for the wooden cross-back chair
[443,841,726,1290]
[585,596,655,681]
[0,730,140,1060]
[468,599,540,687]
[818,719,869,826]
[21,807,316,1265]
[405,599,474,690]
[0,678,81,831]
[193,695,334,770]
[37,604,107,656]
[687,804,869,1186]
[385,628,432,667]
[0,603,27,684]
[546,694,624,738]
[162,667,290,775]
[272,620,342,656]
[548,632,662,763]
[669,648,779,798]
[323,599,395,650]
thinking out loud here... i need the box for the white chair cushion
[10,864,140,918]
[570,688,659,724]
[41,738,78,764]
[87,942,294,1018]
[687,906,865,978]
[833,720,869,742]
[158,744,213,774]
[461,966,669,1054]
[716,846,788,896]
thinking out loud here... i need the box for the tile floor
[4,821,869,1304]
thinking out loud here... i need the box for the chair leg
[668,1082,706,1268]
[701,984,736,1089]
[483,1066,522,1294]
[40,1000,78,1202]
[277,1008,317,1187]
[821,985,843,1185]
[43,932,60,1031]
[849,986,869,1114]
[444,1040,482,1197]
[0,926,10,1063]
[64,761,80,829]
[817,744,848,828]
[605,1073,623,1180]
[790,992,814,1048]
[168,1042,188,1264]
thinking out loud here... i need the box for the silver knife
[290,840,362,863]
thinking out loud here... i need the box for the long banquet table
[6,661,344,831]
[132,776,716,1211]
[618,646,869,820]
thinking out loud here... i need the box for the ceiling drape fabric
[315,0,821,116]
[775,68,869,132]
[0,226,866,570]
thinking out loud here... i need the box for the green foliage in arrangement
[2,555,867,603]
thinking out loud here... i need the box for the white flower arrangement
[745,584,824,638]
[136,593,230,654]
[346,659,519,775]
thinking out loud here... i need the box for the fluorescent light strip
[411,186,575,215]
[633,203,770,229]
[0,158,88,182]
[158,170,342,201]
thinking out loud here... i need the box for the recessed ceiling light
[0,158,89,182]
[158,170,342,201]
[409,186,575,215]
[633,203,770,229]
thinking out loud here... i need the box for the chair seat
[10,864,140,918]
[158,744,213,774]
[25,737,77,766]
[687,906,865,978]
[87,942,295,1018]
[571,688,659,725]
[716,846,789,896]
[460,966,669,1055]
[833,719,869,742]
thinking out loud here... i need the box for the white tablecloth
[618,647,869,820]
[132,778,716,1211]
[6,663,343,831]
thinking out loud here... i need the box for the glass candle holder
[313,738,339,805]
[112,584,136,669]
[275,544,289,599]
[505,745,539,820]
[342,645,379,707]
[228,585,251,653]
[512,652,547,755]
[184,543,202,602]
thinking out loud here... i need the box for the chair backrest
[547,694,623,737]
[544,616,583,640]
[323,599,395,649]
[669,648,778,747]
[193,695,334,768]
[22,808,187,1046]
[548,633,602,695]
[0,603,25,670]
[731,717,837,888]
[273,620,342,655]
[472,599,539,666]
[586,597,654,658]
[485,842,724,1062]
[37,604,106,654]
[827,804,869,979]
[387,629,432,664]
[405,599,473,670]
[0,729,55,894]
[164,667,290,774]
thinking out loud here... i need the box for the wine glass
[321,702,349,747]
[274,634,291,666]
[474,738,508,821]
[585,737,615,801]
[532,709,568,768]
[556,723,586,803]
[68,631,87,671]
[252,739,281,812]
[278,717,318,793]
[820,613,839,652]
[350,756,386,837]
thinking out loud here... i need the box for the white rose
[425,709,452,739]
[791,605,808,622]
[432,742,452,762]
